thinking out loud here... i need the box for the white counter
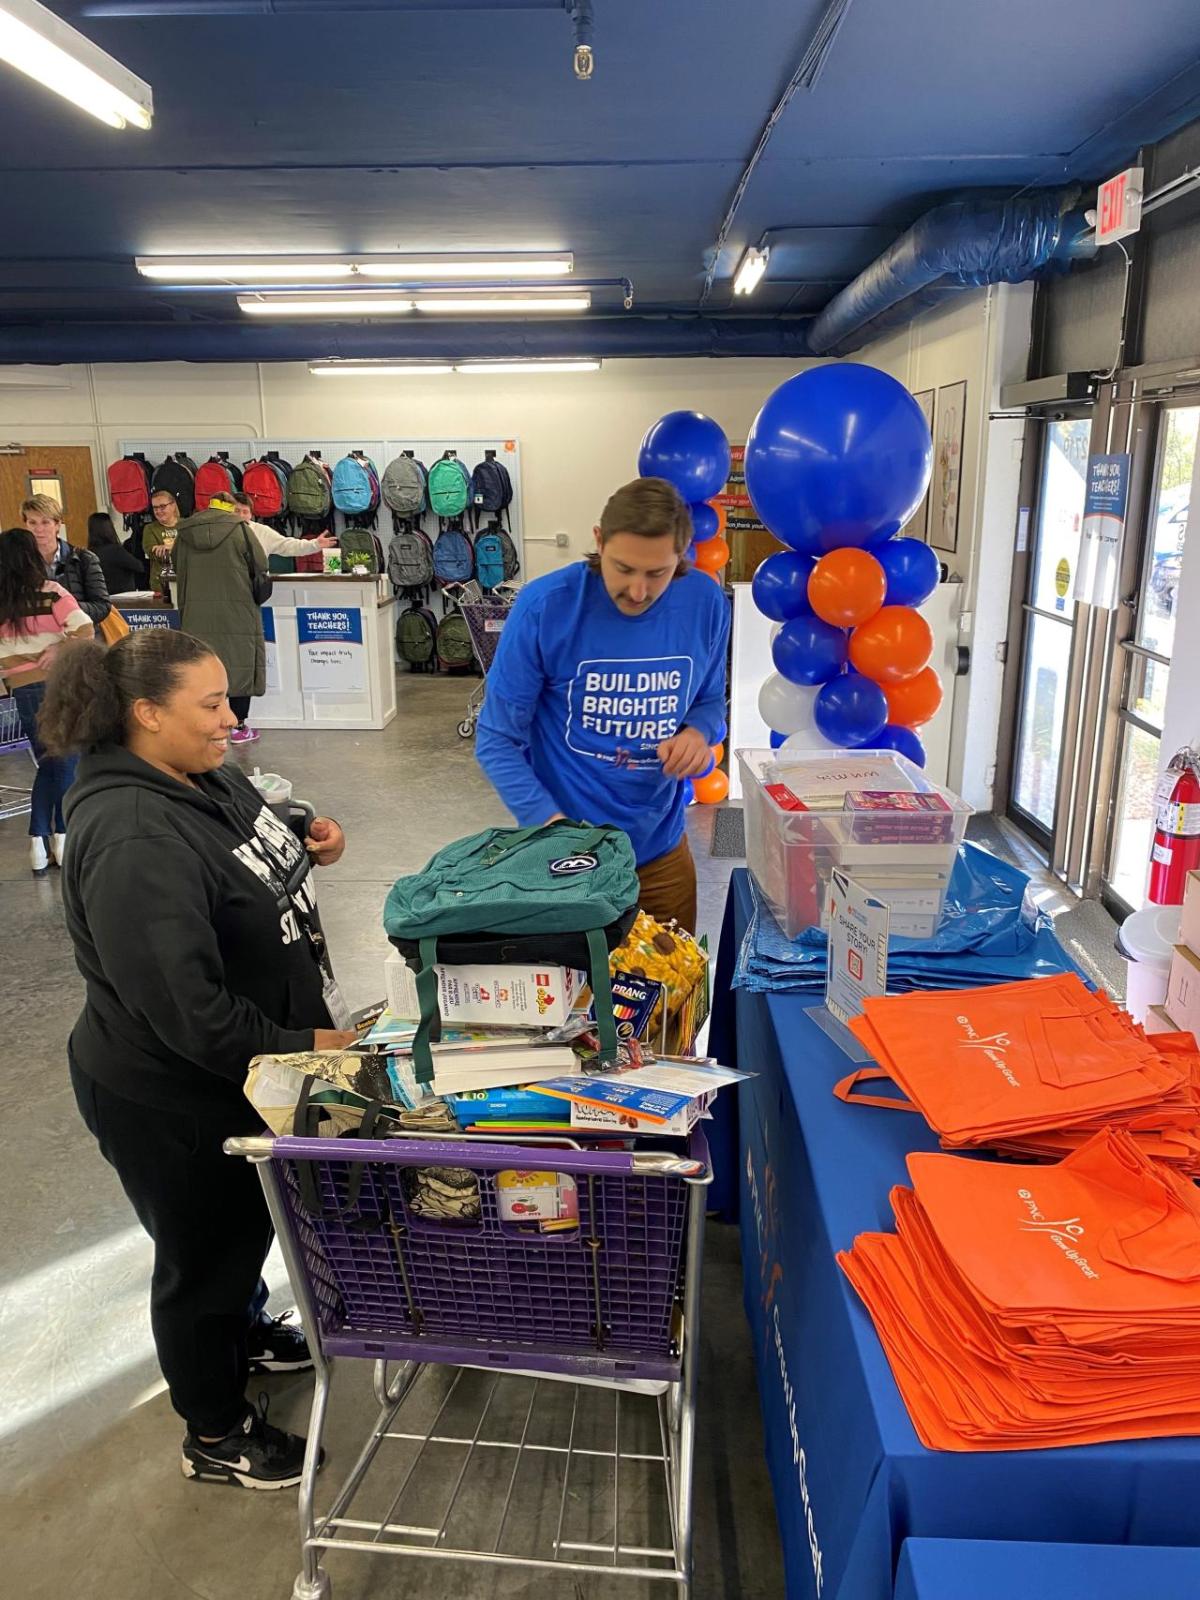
[255,575,397,731]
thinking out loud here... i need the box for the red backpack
[243,458,286,521]
[106,455,153,530]
[194,456,237,512]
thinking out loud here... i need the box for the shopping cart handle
[225,1128,711,1180]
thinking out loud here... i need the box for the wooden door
[0,445,99,546]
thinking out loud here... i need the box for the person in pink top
[0,528,94,872]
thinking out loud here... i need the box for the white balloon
[781,727,833,756]
[758,673,820,736]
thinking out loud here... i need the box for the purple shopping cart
[448,581,520,738]
[225,1127,710,1598]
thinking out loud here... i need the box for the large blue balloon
[638,411,731,502]
[751,550,814,622]
[773,615,847,686]
[877,537,941,607]
[814,670,888,748]
[744,364,933,557]
[690,502,720,542]
[875,722,927,767]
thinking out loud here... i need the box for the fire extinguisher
[1149,747,1200,904]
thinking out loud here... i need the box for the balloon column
[638,410,733,804]
[638,409,732,584]
[745,364,941,766]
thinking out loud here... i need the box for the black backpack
[470,456,514,530]
[396,605,438,671]
[152,453,197,518]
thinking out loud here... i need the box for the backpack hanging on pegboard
[287,454,332,536]
[396,604,439,672]
[436,609,475,673]
[152,453,197,518]
[474,517,520,588]
[432,522,474,586]
[340,528,382,575]
[194,455,242,511]
[382,454,428,531]
[427,455,471,520]
[242,458,288,528]
[332,453,380,528]
[469,454,514,531]
[106,455,155,535]
[387,526,435,596]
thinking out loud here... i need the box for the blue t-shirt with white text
[475,563,730,865]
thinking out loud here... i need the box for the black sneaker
[247,1308,313,1374]
[181,1395,321,1490]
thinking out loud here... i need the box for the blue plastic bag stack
[733,842,1086,995]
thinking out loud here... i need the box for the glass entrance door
[1009,417,1092,841]
[1102,404,1199,911]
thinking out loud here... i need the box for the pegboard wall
[116,434,524,613]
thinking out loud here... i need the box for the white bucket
[1118,904,1181,1023]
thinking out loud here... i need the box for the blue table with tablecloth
[708,869,1200,1600]
[894,1538,1200,1600]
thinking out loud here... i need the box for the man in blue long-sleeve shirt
[476,477,730,931]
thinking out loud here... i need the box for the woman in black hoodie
[40,628,358,1489]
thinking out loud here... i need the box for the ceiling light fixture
[732,245,770,296]
[309,362,454,377]
[137,252,573,284]
[412,294,591,315]
[458,360,602,374]
[0,0,153,130]
[238,294,415,317]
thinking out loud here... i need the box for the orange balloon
[808,547,886,628]
[849,606,934,684]
[884,666,944,728]
[708,499,728,536]
[695,534,730,573]
[705,568,724,584]
[693,767,730,805]
[711,741,725,765]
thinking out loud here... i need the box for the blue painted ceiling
[2,0,1200,337]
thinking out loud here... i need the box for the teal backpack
[427,456,471,518]
[383,820,640,1084]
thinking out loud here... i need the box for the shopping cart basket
[450,582,520,738]
[0,695,33,823]
[226,1127,710,1598]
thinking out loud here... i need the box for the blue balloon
[690,502,720,542]
[751,550,814,622]
[877,537,941,607]
[772,615,847,686]
[875,722,927,767]
[686,539,699,563]
[744,364,933,557]
[814,670,888,748]
[769,729,787,749]
[638,411,732,502]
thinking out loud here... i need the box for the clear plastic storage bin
[737,747,973,941]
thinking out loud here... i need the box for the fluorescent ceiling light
[0,0,153,129]
[458,360,601,374]
[412,294,591,314]
[137,252,573,283]
[238,294,415,317]
[733,245,770,296]
[139,258,356,282]
[309,363,454,377]
[356,254,573,279]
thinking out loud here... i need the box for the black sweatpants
[229,694,252,726]
[70,1057,273,1438]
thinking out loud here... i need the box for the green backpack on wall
[383,820,640,1083]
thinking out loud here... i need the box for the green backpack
[287,456,331,523]
[383,820,640,1084]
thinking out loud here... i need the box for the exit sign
[1096,166,1144,245]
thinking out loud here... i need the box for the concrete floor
[0,678,776,1600]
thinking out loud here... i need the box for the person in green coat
[174,504,267,745]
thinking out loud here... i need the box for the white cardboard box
[1165,944,1200,1040]
[385,951,583,1028]
[1181,871,1200,958]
